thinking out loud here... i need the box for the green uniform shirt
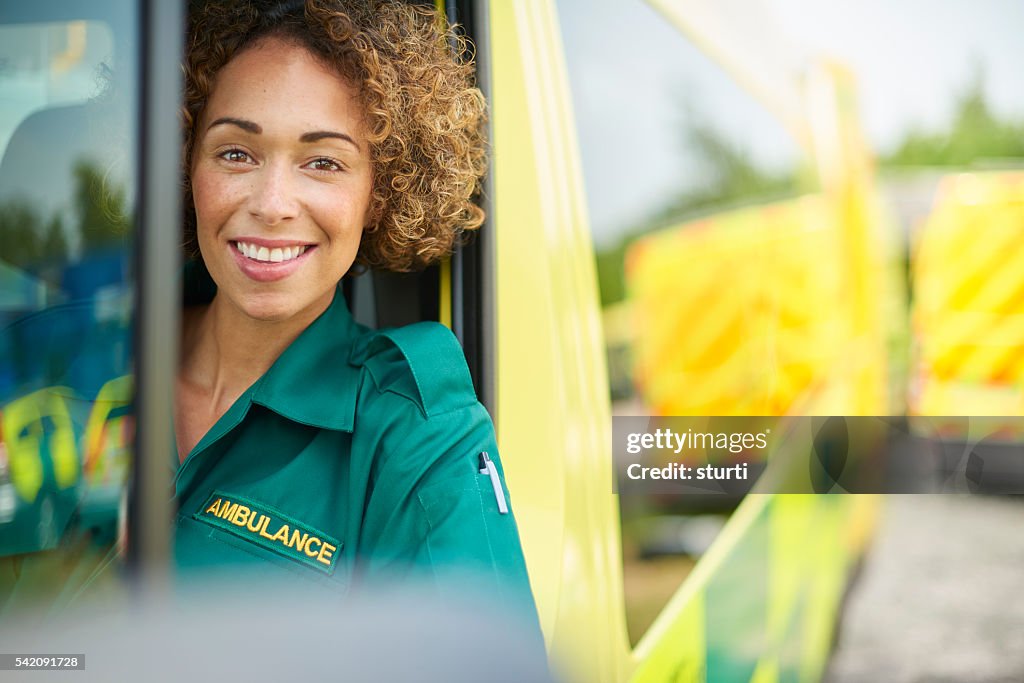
[174,266,540,631]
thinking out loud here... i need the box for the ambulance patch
[194,491,341,575]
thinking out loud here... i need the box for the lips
[229,238,316,283]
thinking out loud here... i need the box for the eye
[306,157,344,173]
[218,148,254,164]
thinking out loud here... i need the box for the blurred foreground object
[0,580,555,683]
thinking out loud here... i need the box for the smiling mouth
[232,240,313,263]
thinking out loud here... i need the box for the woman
[174,0,539,630]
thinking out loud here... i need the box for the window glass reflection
[0,3,136,615]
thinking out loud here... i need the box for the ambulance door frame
[128,0,183,583]
[445,0,496,417]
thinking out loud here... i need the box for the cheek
[191,168,244,234]
[313,186,371,241]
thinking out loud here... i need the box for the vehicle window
[0,2,137,616]
[557,0,1023,646]
[555,0,814,644]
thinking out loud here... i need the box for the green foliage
[594,115,805,307]
[0,160,129,278]
[74,160,130,249]
[0,200,66,270]
[41,214,68,260]
[595,245,627,307]
[883,72,1024,167]
[648,120,800,227]
[595,70,1024,308]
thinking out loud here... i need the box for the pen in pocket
[478,452,508,514]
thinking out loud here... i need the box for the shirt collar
[183,260,365,432]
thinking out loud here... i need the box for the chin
[237,293,307,323]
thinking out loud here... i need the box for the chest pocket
[185,490,344,579]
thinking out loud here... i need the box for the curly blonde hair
[183,0,487,272]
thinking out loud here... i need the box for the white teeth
[234,241,308,263]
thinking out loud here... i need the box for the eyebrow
[206,117,360,151]
[299,130,360,150]
[207,117,261,134]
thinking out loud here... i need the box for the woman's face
[191,37,372,323]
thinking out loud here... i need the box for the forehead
[203,37,365,136]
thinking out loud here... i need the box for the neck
[180,288,335,408]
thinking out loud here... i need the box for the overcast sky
[555,0,1024,247]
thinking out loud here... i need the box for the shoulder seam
[353,322,477,418]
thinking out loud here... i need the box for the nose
[248,160,300,226]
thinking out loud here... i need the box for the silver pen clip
[478,452,509,514]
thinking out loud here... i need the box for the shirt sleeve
[356,399,543,640]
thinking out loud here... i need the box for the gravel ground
[827,495,1024,683]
